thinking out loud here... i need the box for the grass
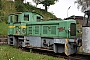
[0,45,64,60]
[0,22,8,35]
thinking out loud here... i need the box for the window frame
[24,14,29,21]
[14,15,18,23]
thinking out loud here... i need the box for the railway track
[22,48,90,60]
[0,36,8,45]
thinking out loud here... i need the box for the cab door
[13,15,21,35]
[14,24,21,35]
[8,15,14,35]
[20,23,26,35]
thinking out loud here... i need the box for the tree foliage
[33,0,58,11]
[75,0,90,12]
[32,0,41,7]
[15,0,24,2]
[0,0,16,22]
[0,0,57,23]
[15,0,25,12]
[0,0,2,9]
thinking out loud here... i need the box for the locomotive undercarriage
[8,35,78,56]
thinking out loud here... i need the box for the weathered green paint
[8,23,14,35]
[26,20,76,38]
[8,15,14,35]
[8,12,76,38]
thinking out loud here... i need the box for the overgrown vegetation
[0,22,8,35]
[0,0,57,23]
[75,0,90,12]
[23,2,57,20]
[0,45,64,60]
[0,0,16,22]
[32,0,59,11]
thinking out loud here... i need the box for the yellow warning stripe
[65,43,69,56]
[66,39,69,43]
[65,39,69,56]
[19,26,26,28]
[8,26,15,28]
[8,26,26,28]
[65,43,68,50]
[65,51,68,56]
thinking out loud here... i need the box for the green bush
[0,22,8,35]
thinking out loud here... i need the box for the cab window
[37,16,41,22]
[24,14,29,21]
[10,16,13,23]
[70,23,76,36]
[14,15,18,23]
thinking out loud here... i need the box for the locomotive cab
[21,12,43,23]
[8,12,26,35]
[8,12,43,35]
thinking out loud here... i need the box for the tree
[75,0,90,12]
[0,0,2,9]
[32,0,41,7]
[33,0,58,12]
[15,0,25,12]
[15,0,24,3]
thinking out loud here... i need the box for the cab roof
[9,11,43,17]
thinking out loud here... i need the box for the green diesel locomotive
[8,12,79,56]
